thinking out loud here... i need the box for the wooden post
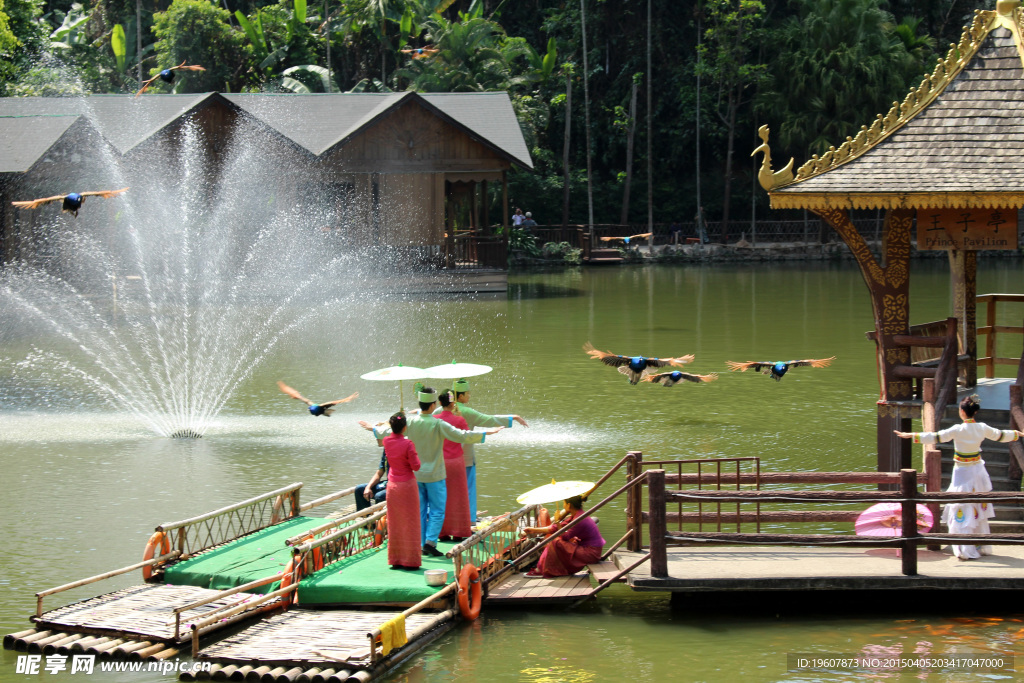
[626,451,643,552]
[648,469,667,578]
[900,469,918,576]
[501,170,508,231]
[949,250,977,387]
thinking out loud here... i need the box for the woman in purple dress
[521,496,605,577]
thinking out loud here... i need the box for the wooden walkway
[620,545,1024,592]
[485,572,592,604]
[34,584,265,643]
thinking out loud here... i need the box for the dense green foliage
[0,0,996,226]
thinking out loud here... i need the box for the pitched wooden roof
[0,94,213,156]
[0,115,82,173]
[222,92,532,169]
[0,92,533,170]
[757,4,1024,209]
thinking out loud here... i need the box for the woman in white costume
[895,394,1024,560]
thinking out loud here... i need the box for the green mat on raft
[296,540,459,606]
[297,530,519,605]
[163,516,325,592]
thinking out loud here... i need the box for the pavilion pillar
[470,180,478,232]
[949,249,977,388]
[815,207,914,473]
[481,180,489,234]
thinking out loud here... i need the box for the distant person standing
[512,208,525,227]
[521,212,538,231]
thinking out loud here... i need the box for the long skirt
[537,539,603,577]
[941,459,995,560]
[386,478,421,568]
[440,453,472,539]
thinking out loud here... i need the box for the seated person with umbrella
[519,481,605,578]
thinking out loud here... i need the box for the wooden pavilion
[753,1,1024,473]
[0,92,531,278]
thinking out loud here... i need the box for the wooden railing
[867,316,961,409]
[625,451,948,554]
[443,235,507,269]
[644,468,1024,578]
[977,294,1024,378]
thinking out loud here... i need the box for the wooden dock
[620,545,1024,593]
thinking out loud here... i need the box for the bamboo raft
[34,583,263,642]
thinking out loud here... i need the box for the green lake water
[3,261,1024,682]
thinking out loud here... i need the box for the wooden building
[753,1,1024,472]
[0,92,531,274]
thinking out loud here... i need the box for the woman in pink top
[383,412,422,570]
[521,495,605,577]
[435,391,473,540]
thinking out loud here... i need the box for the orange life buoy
[279,558,302,606]
[537,507,551,528]
[373,516,387,547]
[457,563,482,620]
[142,531,170,581]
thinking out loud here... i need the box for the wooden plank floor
[485,572,593,604]
[621,544,1024,592]
[197,608,439,669]
[34,584,263,643]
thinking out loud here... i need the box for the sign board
[916,208,1018,250]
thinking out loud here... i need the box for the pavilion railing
[977,294,1024,379]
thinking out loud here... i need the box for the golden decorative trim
[770,192,1024,211]
[760,9,1001,192]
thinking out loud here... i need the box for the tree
[758,0,936,160]
[152,0,248,92]
[698,0,768,239]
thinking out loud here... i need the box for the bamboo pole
[35,549,180,616]
[13,630,53,650]
[111,640,153,657]
[286,502,385,545]
[3,629,36,648]
[26,632,70,652]
[42,634,83,655]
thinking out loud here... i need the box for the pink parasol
[855,502,934,537]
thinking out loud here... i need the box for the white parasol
[423,360,493,380]
[360,364,426,411]
[516,480,595,506]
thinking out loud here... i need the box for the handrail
[285,501,386,545]
[299,485,357,512]
[978,296,1024,378]
[156,483,303,532]
[35,550,181,617]
[171,573,282,641]
[489,470,652,585]
[366,582,459,664]
[189,584,295,657]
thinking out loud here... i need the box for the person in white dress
[895,394,1024,560]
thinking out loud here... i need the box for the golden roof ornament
[751,125,794,191]
[997,0,1020,17]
